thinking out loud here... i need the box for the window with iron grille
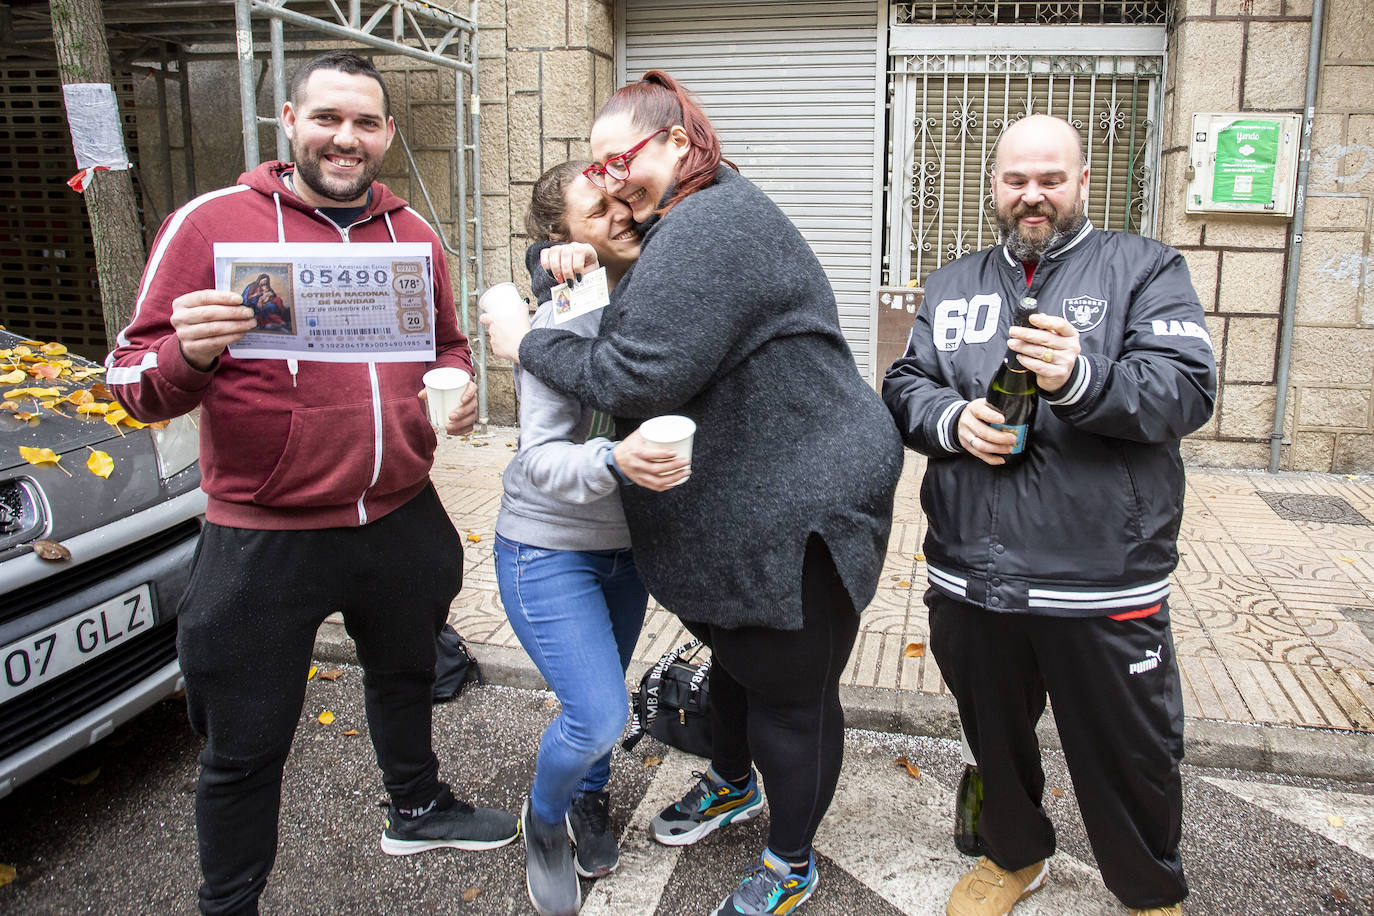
[893,1,1169,24]
[884,51,1163,287]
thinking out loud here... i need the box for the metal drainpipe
[1269,0,1326,473]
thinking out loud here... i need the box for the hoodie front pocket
[252,403,375,508]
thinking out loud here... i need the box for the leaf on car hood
[18,446,71,476]
[86,448,114,479]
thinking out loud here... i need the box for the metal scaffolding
[0,0,490,425]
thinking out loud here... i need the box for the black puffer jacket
[518,166,904,630]
[883,222,1216,617]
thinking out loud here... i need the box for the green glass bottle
[954,763,986,856]
[985,297,1040,467]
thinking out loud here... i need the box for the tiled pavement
[325,427,1374,771]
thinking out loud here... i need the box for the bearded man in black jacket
[883,114,1215,916]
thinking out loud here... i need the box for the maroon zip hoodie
[107,161,473,530]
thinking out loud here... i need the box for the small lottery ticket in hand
[551,267,611,324]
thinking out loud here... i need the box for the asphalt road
[2,668,1372,915]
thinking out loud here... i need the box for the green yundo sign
[1212,118,1281,204]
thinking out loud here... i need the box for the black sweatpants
[683,534,860,862]
[176,485,463,916]
[928,590,1188,910]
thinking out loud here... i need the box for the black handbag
[432,624,484,702]
[622,640,713,758]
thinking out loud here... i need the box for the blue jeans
[495,533,648,825]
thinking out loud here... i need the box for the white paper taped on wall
[62,83,131,193]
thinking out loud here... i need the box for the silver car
[0,329,204,799]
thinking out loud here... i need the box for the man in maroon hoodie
[106,52,517,915]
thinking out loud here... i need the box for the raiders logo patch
[1061,295,1107,332]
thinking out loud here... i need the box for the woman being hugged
[486,73,904,916]
[498,161,684,916]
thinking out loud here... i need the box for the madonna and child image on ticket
[214,242,437,363]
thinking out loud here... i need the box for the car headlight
[149,413,199,480]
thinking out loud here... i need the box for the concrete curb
[314,621,1374,783]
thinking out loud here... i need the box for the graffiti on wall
[1311,143,1374,187]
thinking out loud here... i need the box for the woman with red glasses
[484,71,903,916]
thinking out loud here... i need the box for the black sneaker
[379,785,518,855]
[523,797,581,916]
[566,789,619,878]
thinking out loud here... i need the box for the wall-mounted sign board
[1186,113,1302,216]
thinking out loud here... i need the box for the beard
[996,196,1087,261]
[291,143,382,204]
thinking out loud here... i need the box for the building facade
[474,0,1372,473]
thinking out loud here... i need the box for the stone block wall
[1168,0,1374,472]
[476,0,616,423]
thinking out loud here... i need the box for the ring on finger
[1040,347,1054,363]
[970,435,980,450]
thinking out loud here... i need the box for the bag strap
[621,640,701,751]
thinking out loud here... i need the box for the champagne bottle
[954,764,986,856]
[985,296,1039,467]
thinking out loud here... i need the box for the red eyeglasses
[582,128,670,189]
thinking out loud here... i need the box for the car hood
[0,410,124,472]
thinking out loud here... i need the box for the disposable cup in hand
[422,367,471,435]
[478,281,526,320]
[639,415,696,463]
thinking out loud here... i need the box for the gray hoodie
[495,300,630,551]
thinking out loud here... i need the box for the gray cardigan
[496,301,631,552]
[518,166,903,630]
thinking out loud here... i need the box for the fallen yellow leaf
[77,402,110,415]
[0,369,24,384]
[39,342,67,356]
[65,389,94,406]
[86,448,114,479]
[120,415,148,430]
[5,386,60,399]
[105,407,129,425]
[895,756,921,779]
[19,446,71,476]
[897,579,911,588]
[466,533,482,543]
[903,642,926,658]
[642,755,662,767]
[1338,557,1354,563]
[0,863,14,887]
[913,553,925,561]
[33,363,61,380]
[307,666,318,681]
[1328,814,1346,828]
[317,710,335,725]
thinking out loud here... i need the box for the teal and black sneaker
[649,766,764,846]
[712,848,817,915]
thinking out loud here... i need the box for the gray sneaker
[523,797,581,916]
[566,789,619,878]
[650,767,763,847]
[379,785,518,855]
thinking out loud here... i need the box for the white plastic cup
[422,367,472,435]
[638,415,696,463]
[478,281,526,318]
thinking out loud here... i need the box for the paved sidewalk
[319,428,1374,779]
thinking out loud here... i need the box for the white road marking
[815,743,1123,914]
[580,751,701,915]
[1202,776,1374,861]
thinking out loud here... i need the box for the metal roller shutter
[620,0,884,380]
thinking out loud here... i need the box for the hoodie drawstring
[272,191,300,387]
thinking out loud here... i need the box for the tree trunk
[49,0,146,348]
